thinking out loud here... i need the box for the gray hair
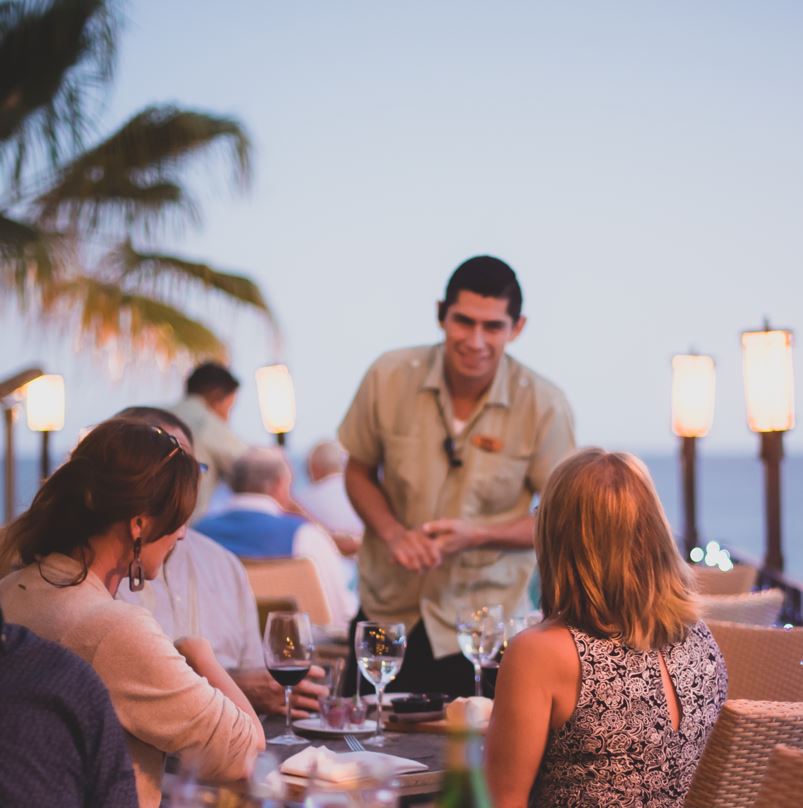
[307,440,346,481]
[231,447,290,494]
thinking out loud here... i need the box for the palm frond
[43,276,226,360]
[105,239,272,317]
[0,212,58,295]
[36,105,251,232]
[0,0,119,189]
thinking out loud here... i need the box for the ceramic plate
[291,718,377,739]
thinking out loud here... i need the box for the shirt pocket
[469,450,531,516]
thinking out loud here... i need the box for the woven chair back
[753,744,803,808]
[241,556,333,632]
[685,700,803,808]
[707,621,803,701]
[700,589,784,627]
[693,563,758,596]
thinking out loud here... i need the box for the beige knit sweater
[0,554,263,808]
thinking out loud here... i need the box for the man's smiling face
[440,290,525,388]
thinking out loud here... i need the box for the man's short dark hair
[186,362,240,400]
[115,406,195,447]
[438,255,523,323]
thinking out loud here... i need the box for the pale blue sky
[4,1,803,455]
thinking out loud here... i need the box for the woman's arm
[486,625,568,808]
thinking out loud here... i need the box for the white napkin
[281,745,428,782]
[445,696,493,729]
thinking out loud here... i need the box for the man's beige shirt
[338,344,576,658]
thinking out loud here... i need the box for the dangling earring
[129,537,144,592]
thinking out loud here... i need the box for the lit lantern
[740,321,795,573]
[672,354,716,438]
[255,364,296,445]
[24,373,65,480]
[741,327,795,433]
[25,374,65,432]
[671,353,715,559]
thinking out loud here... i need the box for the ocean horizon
[3,452,802,584]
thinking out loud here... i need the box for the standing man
[338,256,575,696]
[171,362,248,520]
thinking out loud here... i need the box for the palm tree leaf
[44,276,226,360]
[0,0,119,187]
[36,104,251,231]
[106,239,273,318]
[0,212,58,295]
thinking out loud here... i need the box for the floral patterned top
[530,621,727,807]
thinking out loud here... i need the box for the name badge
[471,434,503,453]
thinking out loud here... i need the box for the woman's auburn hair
[0,417,199,571]
[537,447,697,651]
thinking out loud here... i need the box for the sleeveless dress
[530,620,728,807]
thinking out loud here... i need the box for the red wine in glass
[269,664,311,688]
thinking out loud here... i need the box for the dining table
[162,713,449,806]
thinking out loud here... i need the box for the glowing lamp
[25,375,65,432]
[672,354,715,438]
[740,321,795,572]
[741,327,795,433]
[255,364,296,445]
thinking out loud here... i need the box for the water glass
[355,621,406,747]
[456,605,505,697]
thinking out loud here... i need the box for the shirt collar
[420,344,511,408]
[224,492,283,515]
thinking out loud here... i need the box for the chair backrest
[242,556,333,631]
[693,563,758,595]
[707,620,803,701]
[684,700,803,808]
[752,744,803,808]
[699,589,784,627]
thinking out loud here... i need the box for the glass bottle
[435,728,492,808]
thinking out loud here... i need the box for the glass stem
[285,686,293,731]
[375,686,385,739]
[474,662,482,697]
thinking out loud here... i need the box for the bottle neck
[446,730,483,771]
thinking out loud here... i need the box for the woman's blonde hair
[537,448,697,650]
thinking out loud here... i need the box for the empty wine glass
[263,611,314,745]
[355,621,407,747]
[456,605,505,697]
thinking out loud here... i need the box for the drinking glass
[263,611,314,745]
[456,605,505,697]
[355,621,407,747]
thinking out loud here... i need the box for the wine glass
[355,621,407,747]
[263,611,314,745]
[456,604,505,697]
[481,614,527,697]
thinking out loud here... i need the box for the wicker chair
[706,620,803,701]
[684,701,803,807]
[693,563,758,596]
[241,556,333,632]
[699,589,785,627]
[752,744,803,807]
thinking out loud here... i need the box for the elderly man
[115,407,327,718]
[195,447,357,632]
[339,255,576,695]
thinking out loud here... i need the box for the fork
[344,734,366,752]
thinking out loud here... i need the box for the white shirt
[295,473,364,538]
[223,493,358,632]
[117,529,264,670]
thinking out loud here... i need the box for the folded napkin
[281,745,428,783]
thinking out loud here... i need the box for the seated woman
[0,419,265,808]
[487,448,727,808]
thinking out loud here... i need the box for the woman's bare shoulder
[506,618,577,674]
